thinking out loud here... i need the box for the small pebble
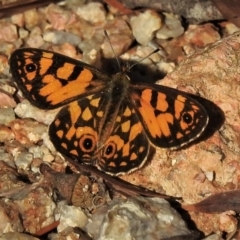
[130,10,162,45]
[156,12,184,39]
[76,2,106,24]
[55,202,88,233]
[14,152,33,170]
[0,108,15,125]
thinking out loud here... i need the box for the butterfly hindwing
[96,101,150,175]
[49,92,107,163]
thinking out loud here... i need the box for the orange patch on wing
[192,104,199,110]
[180,121,188,131]
[141,89,152,103]
[65,126,76,141]
[120,162,127,166]
[24,52,34,57]
[25,58,33,66]
[70,149,78,156]
[130,152,137,161]
[139,146,145,153]
[69,101,81,124]
[42,52,54,58]
[76,68,93,83]
[174,95,185,119]
[54,119,61,127]
[122,142,130,157]
[116,116,121,122]
[76,126,97,139]
[108,162,116,167]
[56,130,64,138]
[87,95,93,100]
[97,111,103,117]
[56,62,75,79]
[176,132,183,139]
[40,78,62,97]
[138,100,161,138]
[164,113,174,124]
[157,113,173,137]
[39,58,53,75]
[44,68,93,105]
[25,70,36,83]
[61,142,68,149]
[82,107,92,121]
[129,122,143,141]
[90,97,100,107]
[123,106,131,116]
[156,93,168,112]
[177,95,186,102]
[42,74,57,84]
[121,120,130,133]
[26,84,32,91]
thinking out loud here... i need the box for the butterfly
[9,48,208,176]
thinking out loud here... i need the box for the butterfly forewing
[129,84,208,148]
[9,48,108,109]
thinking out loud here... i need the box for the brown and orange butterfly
[9,48,208,176]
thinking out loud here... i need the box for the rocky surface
[0,0,239,239]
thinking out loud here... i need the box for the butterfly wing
[49,92,149,175]
[129,84,208,148]
[9,48,108,109]
[49,91,108,163]
[96,101,149,175]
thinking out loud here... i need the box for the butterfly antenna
[128,48,160,71]
[104,30,121,71]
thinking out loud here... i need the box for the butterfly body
[10,48,208,176]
